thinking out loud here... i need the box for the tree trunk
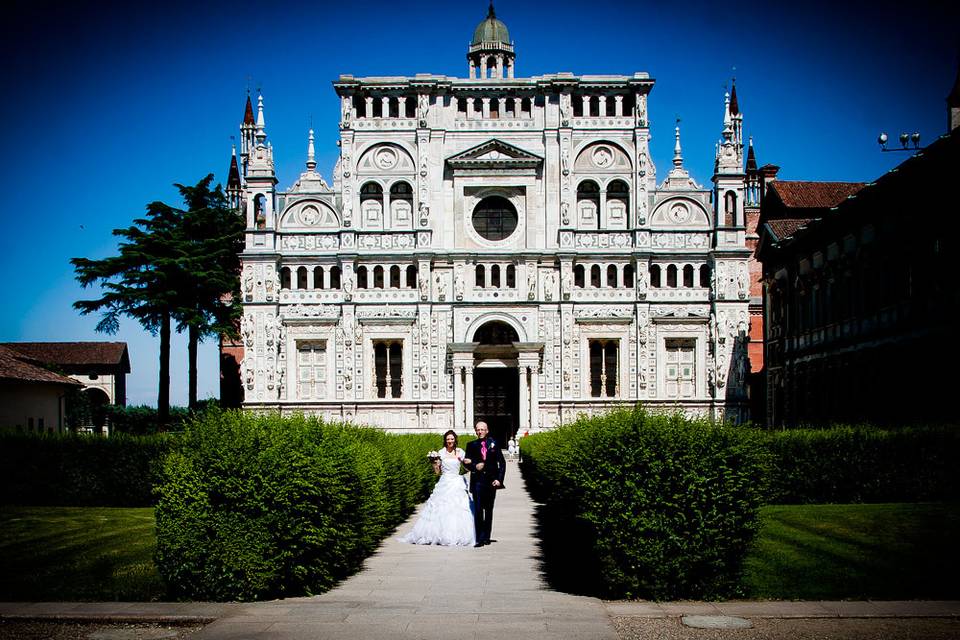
[188,322,199,409]
[158,310,171,429]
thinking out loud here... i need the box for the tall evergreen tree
[72,199,184,426]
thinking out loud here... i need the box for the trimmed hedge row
[0,432,172,507]
[154,409,439,601]
[521,408,768,600]
[763,426,960,504]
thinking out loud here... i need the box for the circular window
[472,196,518,241]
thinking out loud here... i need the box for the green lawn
[2,503,958,602]
[0,506,164,601]
[744,503,960,600]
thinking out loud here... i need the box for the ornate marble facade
[227,6,752,436]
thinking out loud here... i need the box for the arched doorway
[472,320,519,447]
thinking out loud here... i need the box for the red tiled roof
[0,345,81,386]
[770,181,867,209]
[2,342,129,370]
[767,218,813,241]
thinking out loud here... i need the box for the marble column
[530,365,540,433]
[518,364,529,435]
[465,365,475,430]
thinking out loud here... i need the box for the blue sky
[2,0,956,407]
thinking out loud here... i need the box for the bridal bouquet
[426,451,441,461]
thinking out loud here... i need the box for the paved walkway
[192,461,618,639]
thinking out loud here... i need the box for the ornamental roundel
[591,145,614,168]
[298,205,321,226]
[668,202,690,224]
[374,147,398,170]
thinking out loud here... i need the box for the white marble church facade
[231,6,752,438]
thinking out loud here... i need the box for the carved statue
[242,314,255,347]
[343,273,355,300]
[527,269,537,300]
[738,263,749,299]
[717,262,727,300]
[561,268,573,299]
[243,266,254,296]
[716,351,728,388]
[561,148,570,176]
[542,271,555,302]
[354,320,363,344]
[559,94,571,124]
[418,201,430,227]
[737,311,749,338]
[243,359,254,390]
[638,360,647,387]
[454,267,464,301]
[418,93,431,120]
[636,266,648,298]
[435,273,447,300]
[560,201,570,226]
[419,272,429,300]
[341,99,352,126]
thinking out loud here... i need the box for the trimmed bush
[762,426,960,504]
[153,408,439,601]
[521,407,768,600]
[0,432,173,507]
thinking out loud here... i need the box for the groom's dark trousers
[464,436,506,545]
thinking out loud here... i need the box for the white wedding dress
[399,448,475,546]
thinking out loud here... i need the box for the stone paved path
[193,461,618,639]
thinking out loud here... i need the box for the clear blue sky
[2,0,956,407]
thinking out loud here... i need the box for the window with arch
[476,264,486,288]
[650,264,661,288]
[361,182,384,228]
[667,265,678,288]
[683,265,695,288]
[491,264,501,288]
[297,267,308,290]
[390,181,414,228]
[373,266,384,289]
[623,264,634,288]
[590,265,602,288]
[472,196,518,241]
[406,265,417,289]
[356,266,368,289]
[374,341,403,398]
[577,180,600,229]
[280,267,291,290]
[724,191,737,226]
[254,194,267,229]
[699,265,710,288]
[607,265,618,288]
[606,179,630,229]
[361,181,383,202]
[574,264,585,288]
[314,266,324,289]
[389,266,401,289]
[506,264,516,288]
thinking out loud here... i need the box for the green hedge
[154,408,438,601]
[762,426,960,504]
[0,432,173,507]
[521,407,768,600]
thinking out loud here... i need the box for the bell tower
[467,2,515,79]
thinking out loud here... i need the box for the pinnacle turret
[306,128,316,171]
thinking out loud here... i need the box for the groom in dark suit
[463,421,506,547]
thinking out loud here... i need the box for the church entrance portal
[473,367,519,447]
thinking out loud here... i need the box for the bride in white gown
[399,430,476,546]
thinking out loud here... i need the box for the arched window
[650,264,661,288]
[724,191,737,226]
[574,264,585,288]
[491,264,501,288]
[667,265,678,288]
[330,266,342,289]
[623,264,634,288]
[607,265,618,288]
[280,267,291,290]
[699,265,710,288]
[406,265,417,289]
[373,265,384,289]
[361,182,384,229]
[606,180,630,229]
[683,265,694,288]
[472,196,518,241]
[590,265,602,288]
[390,181,414,229]
[390,265,401,289]
[473,320,520,344]
[356,266,368,289]
[577,180,600,229]
[297,266,308,290]
[254,194,267,229]
[314,266,324,289]
[361,181,383,202]
[476,264,485,288]
[506,264,516,288]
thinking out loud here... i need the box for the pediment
[446,139,542,171]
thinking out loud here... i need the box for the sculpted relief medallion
[298,205,321,226]
[592,146,613,168]
[668,202,690,224]
[374,147,398,170]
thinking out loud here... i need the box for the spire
[227,145,241,189]
[746,136,757,171]
[243,92,255,125]
[729,79,740,116]
[673,119,683,168]
[488,0,496,19]
[306,129,316,170]
[255,92,266,144]
[722,91,733,140]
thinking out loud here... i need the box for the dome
[471,5,510,45]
